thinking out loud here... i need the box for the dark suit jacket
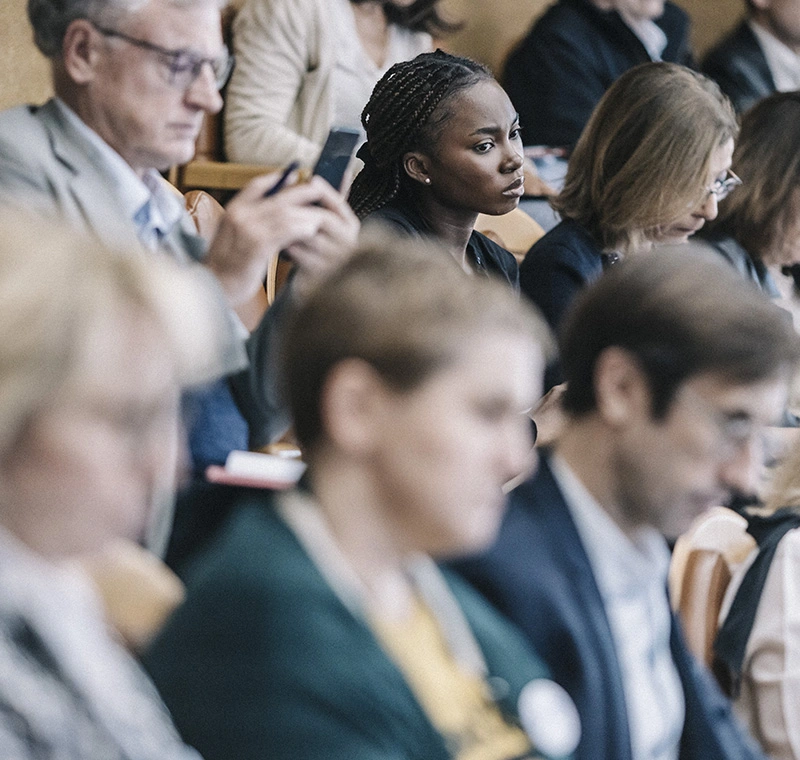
[519,219,605,388]
[145,488,563,760]
[503,0,692,148]
[454,457,767,760]
[702,21,775,113]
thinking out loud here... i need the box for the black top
[519,218,609,334]
[364,199,520,290]
[519,218,617,389]
[503,0,692,149]
[702,21,776,114]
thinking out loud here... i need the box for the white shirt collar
[53,98,183,249]
[619,12,668,61]
[749,19,800,91]
[549,453,671,596]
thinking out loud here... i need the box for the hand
[286,178,361,299]
[204,173,359,307]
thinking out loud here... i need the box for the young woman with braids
[348,50,525,288]
[225,0,454,167]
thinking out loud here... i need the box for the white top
[749,20,800,92]
[720,525,800,760]
[226,0,430,167]
[550,454,684,760]
[330,0,431,136]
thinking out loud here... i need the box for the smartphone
[312,127,361,191]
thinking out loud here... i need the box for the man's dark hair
[560,249,800,418]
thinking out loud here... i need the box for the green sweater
[144,488,563,760]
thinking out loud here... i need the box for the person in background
[702,0,800,113]
[143,232,582,760]
[456,250,798,760]
[693,91,800,294]
[0,0,359,477]
[349,50,524,288]
[503,0,692,151]
[519,63,738,387]
[0,214,224,758]
[224,0,454,167]
[712,434,800,760]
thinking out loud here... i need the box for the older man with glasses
[0,0,359,490]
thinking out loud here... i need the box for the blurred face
[652,138,735,246]
[78,0,224,175]
[0,307,182,559]
[753,0,800,52]
[611,370,787,539]
[414,80,525,217]
[369,333,542,557]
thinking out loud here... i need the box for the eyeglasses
[92,23,234,91]
[707,169,742,201]
[680,386,762,461]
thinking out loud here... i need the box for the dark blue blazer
[702,21,775,114]
[503,0,692,148]
[454,457,766,760]
[519,219,606,388]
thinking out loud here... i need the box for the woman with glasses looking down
[519,62,739,366]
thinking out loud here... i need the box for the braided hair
[348,50,493,220]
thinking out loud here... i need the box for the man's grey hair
[28,0,227,58]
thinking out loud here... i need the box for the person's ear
[320,359,391,456]
[593,346,652,427]
[403,152,432,186]
[62,19,103,85]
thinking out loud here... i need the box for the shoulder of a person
[471,228,516,261]
[661,1,690,27]
[528,0,601,41]
[702,21,757,65]
[0,104,50,152]
[176,487,290,590]
[524,220,598,264]
[363,202,424,236]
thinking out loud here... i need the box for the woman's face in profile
[0,309,181,559]
[419,80,525,217]
[363,332,541,558]
[651,137,735,247]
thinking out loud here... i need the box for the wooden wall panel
[0,0,52,111]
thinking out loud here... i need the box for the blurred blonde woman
[0,214,225,758]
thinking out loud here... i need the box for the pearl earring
[424,178,431,185]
